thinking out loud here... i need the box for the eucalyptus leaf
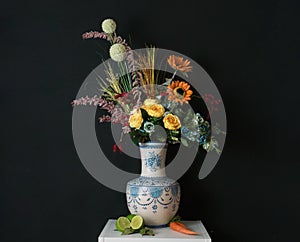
[181,138,189,147]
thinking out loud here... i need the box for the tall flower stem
[170,70,177,81]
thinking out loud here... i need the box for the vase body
[126,142,180,227]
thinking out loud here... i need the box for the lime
[130,215,144,230]
[126,214,136,221]
[116,216,131,232]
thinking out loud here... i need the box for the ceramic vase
[126,142,180,227]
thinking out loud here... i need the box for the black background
[1,0,300,241]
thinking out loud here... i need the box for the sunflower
[168,81,193,104]
[167,55,192,73]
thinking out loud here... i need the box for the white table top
[99,219,211,242]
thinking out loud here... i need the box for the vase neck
[139,143,167,177]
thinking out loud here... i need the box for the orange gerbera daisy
[167,55,192,73]
[168,81,193,104]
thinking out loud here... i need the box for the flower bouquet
[72,18,224,227]
[73,19,222,153]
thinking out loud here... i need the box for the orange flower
[167,55,192,72]
[168,81,193,104]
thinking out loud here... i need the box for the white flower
[144,121,155,133]
[101,19,116,34]
[109,43,126,62]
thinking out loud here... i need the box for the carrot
[174,221,188,229]
[169,221,198,235]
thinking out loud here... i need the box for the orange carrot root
[174,221,188,229]
[170,221,199,235]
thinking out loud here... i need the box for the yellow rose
[129,110,143,129]
[163,114,181,130]
[143,98,159,106]
[142,104,165,118]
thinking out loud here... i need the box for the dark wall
[1,0,299,241]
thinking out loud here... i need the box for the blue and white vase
[126,142,180,227]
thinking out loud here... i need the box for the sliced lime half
[130,215,144,230]
[116,216,131,232]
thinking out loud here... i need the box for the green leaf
[122,228,136,235]
[140,108,149,120]
[129,131,140,145]
[170,130,179,135]
[148,117,162,125]
[181,138,189,147]
[139,227,155,236]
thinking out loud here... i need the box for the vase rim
[138,142,168,148]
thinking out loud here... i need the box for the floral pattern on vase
[145,152,162,172]
[126,142,181,227]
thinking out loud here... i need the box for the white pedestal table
[99,219,211,242]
